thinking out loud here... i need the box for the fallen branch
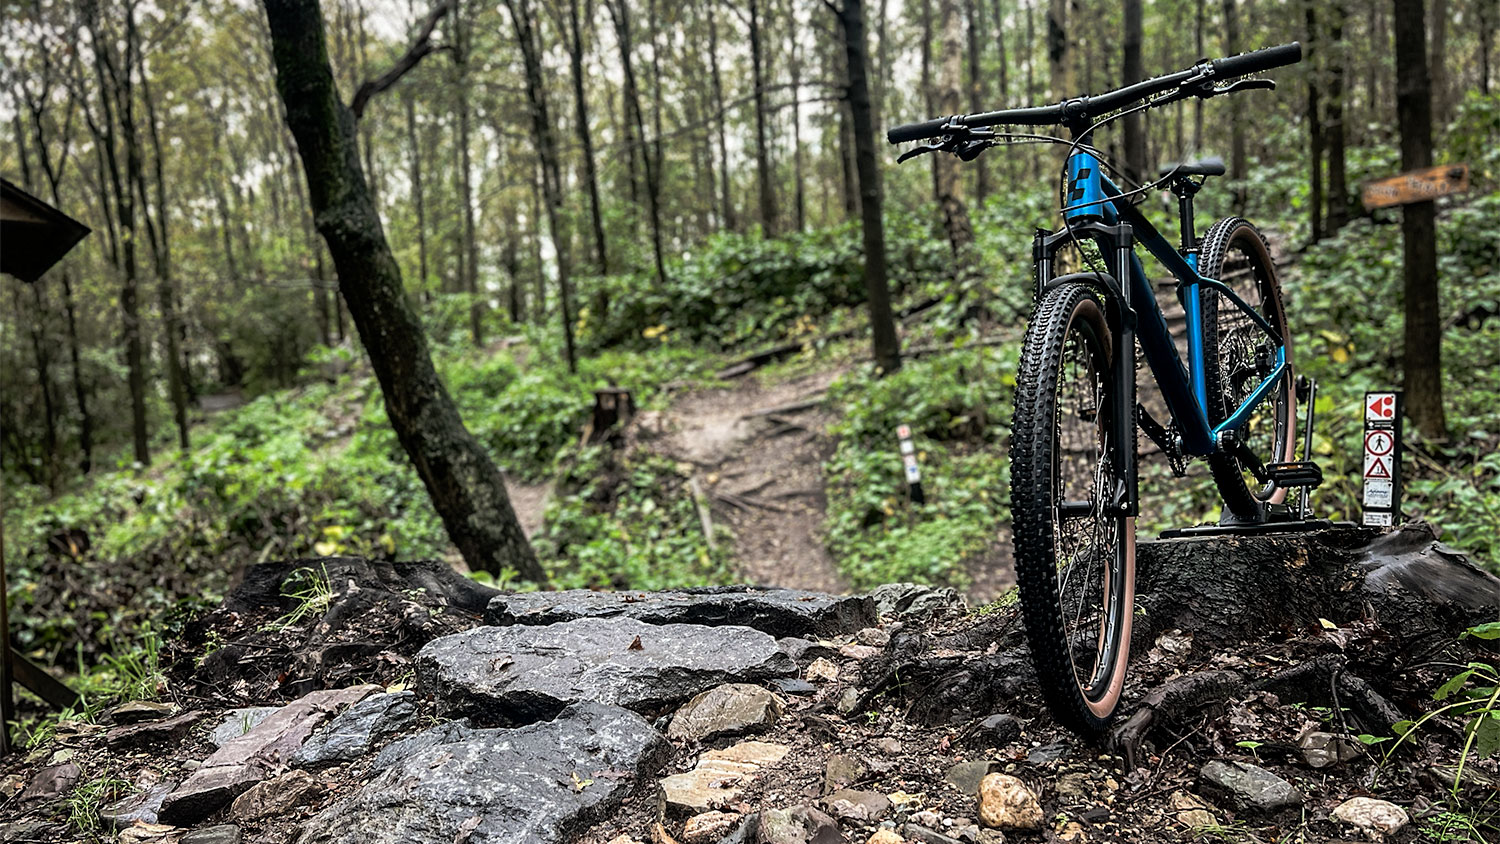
[349,1,451,120]
[741,398,823,419]
[687,477,716,551]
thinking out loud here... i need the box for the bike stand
[1160,376,1357,539]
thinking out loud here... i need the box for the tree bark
[1222,0,1247,212]
[1428,0,1450,126]
[405,94,429,294]
[508,0,579,373]
[565,0,609,276]
[260,0,543,581]
[1304,0,1324,244]
[1393,0,1448,440]
[451,0,484,346]
[935,0,974,255]
[1122,0,1146,184]
[606,0,669,282]
[1325,2,1350,232]
[966,0,990,201]
[749,0,778,236]
[1047,0,1073,101]
[836,0,901,375]
[707,4,736,230]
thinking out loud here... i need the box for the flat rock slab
[159,685,378,825]
[1200,760,1303,813]
[486,587,876,639]
[296,702,669,844]
[417,618,795,724]
[667,683,783,743]
[660,741,790,813]
[208,707,282,748]
[294,691,417,767]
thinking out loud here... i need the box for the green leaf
[1436,669,1477,701]
[1464,622,1500,640]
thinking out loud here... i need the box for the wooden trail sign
[1361,163,1470,210]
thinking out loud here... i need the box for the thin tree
[834,0,901,374]
[1393,0,1447,439]
[261,0,544,581]
[1304,0,1324,244]
[935,0,974,254]
[1122,0,1146,183]
[1325,2,1350,231]
[450,0,483,345]
[604,0,669,283]
[748,0,778,235]
[558,0,609,275]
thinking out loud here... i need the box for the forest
[1,0,1499,840]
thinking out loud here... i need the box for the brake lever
[897,141,946,164]
[1212,78,1276,96]
[896,126,997,164]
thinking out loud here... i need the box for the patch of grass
[65,772,131,840]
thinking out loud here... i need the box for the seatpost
[1176,189,1196,253]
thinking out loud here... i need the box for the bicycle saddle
[1158,156,1226,177]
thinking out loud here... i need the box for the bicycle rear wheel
[1199,218,1296,522]
[1011,282,1136,736]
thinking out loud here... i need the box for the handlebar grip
[1210,42,1302,78]
[888,117,951,144]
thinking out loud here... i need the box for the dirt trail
[634,369,849,594]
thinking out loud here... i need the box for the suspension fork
[1108,226,1140,520]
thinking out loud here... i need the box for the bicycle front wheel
[1200,218,1296,522]
[1011,282,1136,736]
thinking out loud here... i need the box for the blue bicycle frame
[1041,147,1288,461]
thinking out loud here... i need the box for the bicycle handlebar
[887,42,1301,144]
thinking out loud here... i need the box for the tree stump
[584,387,636,445]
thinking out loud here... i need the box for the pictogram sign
[896,424,925,505]
[1361,391,1402,527]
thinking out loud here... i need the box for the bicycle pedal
[1265,460,1323,489]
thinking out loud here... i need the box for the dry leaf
[628,635,644,651]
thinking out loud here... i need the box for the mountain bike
[889,43,1317,735]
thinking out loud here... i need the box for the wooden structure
[1,177,88,752]
[1361,163,1470,210]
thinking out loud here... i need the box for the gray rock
[230,770,326,821]
[667,684,782,743]
[105,710,204,749]
[1297,731,1360,769]
[836,688,861,714]
[944,761,995,795]
[869,583,964,622]
[820,789,891,821]
[0,823,55,843]
[971,714,1021,747]
[208,707,282,748]
[294,692,418,767]
[160,685,379,825]
[777,637,838,665]
[19,763,79,802]
[856,627,890,647]
[372,718,473,769]
[102,779,176,828]
[660,741,790,813]
[487,586,877,639]
[824,753,866,795]
[719,806,842,844]
[107,700,175,724]
[1200,760,1303,813]
[903,825,963,844]
[182,825,243,844]
[416,618,794,723]
[1026,741,1069,765]
[771,678,816,696]
[297,702,669,844]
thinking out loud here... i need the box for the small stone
[856,627,891,648]
[806,658,840,683]
[106,711,204,749]
[294,692,418,767]
[682,810,742,843]
[955,823,981,843]
[19,763,79,802]
[207,707,282,748]
[605,836,641,844]
[911,810,942,827]
[977,773,1042,831]
[840,643,882,661]
[778,637,838,664]
[944,761,994,795]
[1057,821,1087,842]
[888,790,925,811]
[1055,772,1094,804]
[1025,741,1068,765]
[869,583,964,622]
[229,770,325,821]
[971,715,1021,748]
[118,824,182,844]
[102,779,176,829]
[1169,790,1215,829]
[757,805,840,844]
[108,701,175,724]
[874,738,902,756]
[659,741,790,813]
[822,789,891,821]
[976,831,1006,844]
[1297,730,1360,769]
[1331,797,1410,836]
[181,825,244,844]
[838,687,862,714]
[1199,760,1303,813]
[903,824,962,844]
[867,831,905,844]
[667,683,783,743]
[772,678,816,696]
[825,753,867,795]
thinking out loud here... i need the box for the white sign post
[1361,392,1402,527]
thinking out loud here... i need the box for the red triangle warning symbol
[1365,456,1392,479]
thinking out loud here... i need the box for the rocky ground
[2,524,1496,844]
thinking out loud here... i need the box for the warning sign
[1364,455,1393,479]
[1366,393,1397,423]
[1364,429,1394,456]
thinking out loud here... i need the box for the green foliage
[823,346,1018,588]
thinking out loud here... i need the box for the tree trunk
[749,0,778,236]
[837,0,902,375]
[567,0,609,276]
[935,0,974,255]
[1194,0,1205,149]
[1304,0,1324,244]
[1325,2,1350,232]
[1393,0,1447,440]
[1122,0,1146,184]
[1047,0,1073,100]
[967,0,991,201]
[1480,0,1494,95]
[452,0,484,346]
[509,0,579,372]
[606,0,669,283]
[405,94,429,293]
[1222,0,1247,212]
[707,5,735,230]
[260,0,543,582]
[790,7,807,233]
[1428,0,1450,126]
